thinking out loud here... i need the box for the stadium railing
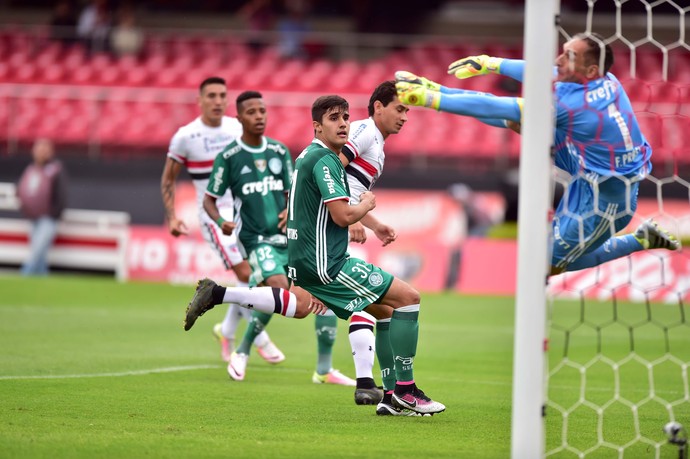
[0,182,131,280]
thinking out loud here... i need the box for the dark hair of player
[368,81,397,117]
[199,77,226,93]
[311,95,349,123]
[236,90,263,113]
[574,32,614,75]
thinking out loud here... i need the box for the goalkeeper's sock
[214,285,297,317]
[236,310,273,355]
[564,235,644,272]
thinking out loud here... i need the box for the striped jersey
[341,117,384,204]
[206,136,293,253]
[287,139,351,286]
[167,116,242,214]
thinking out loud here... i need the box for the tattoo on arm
[161,181,176,219]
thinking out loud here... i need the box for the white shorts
[199,209,245,269]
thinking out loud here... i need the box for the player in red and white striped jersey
[161,77,284,364]
[339,81,418,414]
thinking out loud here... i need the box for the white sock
[221,280,249,337]
[254,331,270,348]
[222,286,296,318]
[221,304,242,338]
[349,311,376,379]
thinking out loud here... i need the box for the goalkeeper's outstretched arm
[435,87,517,129]
[448,55,527,83]
[390,73,523,123]
[438,94,523,123]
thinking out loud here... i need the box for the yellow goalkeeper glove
[447,55,504,79]
[395,70,441,91]
[394,71,441,110]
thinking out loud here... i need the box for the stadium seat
[2,28,682,159]
[328,60,360,93]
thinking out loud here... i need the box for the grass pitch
[0,275,686,458]
[0,275,514,458]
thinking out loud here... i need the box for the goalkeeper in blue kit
[395,32,679,275]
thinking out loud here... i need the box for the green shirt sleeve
[206,153,229,198]
[313,152,349,203]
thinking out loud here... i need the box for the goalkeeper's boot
[256,339,286,364]
[394,70,441,91]
[634,219,680,251]
[312,369,356,386]
[376,392,428,416]
[184,278,218,331]
[227,351,248,381]
[212,323,234,362]
[354,387,384,405]
[392,384,446,415]
[395,79,441,110]
[447,55,504,79]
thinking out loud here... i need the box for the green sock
[390,307,419,383]
[315,314,338,375]
[375,320,396,391]
[236,311,273,355]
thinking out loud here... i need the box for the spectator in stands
[110,6,144,57]
[49,0,78,47]
[237,0,277,52]
[77,0,112,54]
[16,139,68,276]
[276,1,311,59]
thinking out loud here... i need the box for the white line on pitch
[0,365,222,380]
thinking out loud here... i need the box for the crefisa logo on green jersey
[241,176,284,196]
[322,166,336,194]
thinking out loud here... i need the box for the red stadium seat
[329,60,360,93]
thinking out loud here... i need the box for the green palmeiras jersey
[206,136,293,253]
[287,139,351,286]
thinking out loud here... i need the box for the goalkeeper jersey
[287,139,351,286]
[206,136,293,253]
[476,59,652,180]
[554,73,652,180]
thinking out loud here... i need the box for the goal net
[536,1,690,458]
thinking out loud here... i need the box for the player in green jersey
[203,91,355,386]
[184,95,445,416]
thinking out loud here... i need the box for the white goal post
[510,1,559,458]
[513,1,689,458]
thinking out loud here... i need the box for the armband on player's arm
[339,145,355,167]
[447,55,504,79]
